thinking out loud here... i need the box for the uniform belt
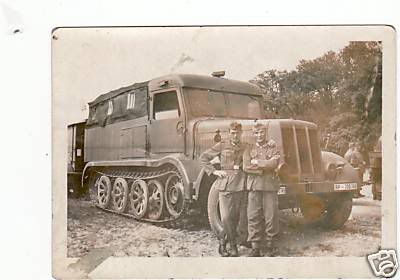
[221,165,242,170]
[248,170,275,176]
[221,169,243,175]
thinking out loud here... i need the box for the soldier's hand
[213,170,227,178]
[251,159,258,165]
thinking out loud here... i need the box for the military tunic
[200,141,248,243]
[350,149,365,194]
[243,140,280,245]
[344,147,354,163]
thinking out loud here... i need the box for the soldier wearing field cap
[243,122,281,257]
[200,121,248,257]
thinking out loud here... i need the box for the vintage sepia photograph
[52,26,396,278]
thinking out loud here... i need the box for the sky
[52,26,374,124]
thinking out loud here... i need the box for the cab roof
[150,74,263,95]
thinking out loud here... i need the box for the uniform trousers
[219,191,246,243]
[247,191,279,245]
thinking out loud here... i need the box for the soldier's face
[254,128,266,144]
[229,129,241,144]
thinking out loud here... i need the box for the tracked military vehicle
[79,72,359,232]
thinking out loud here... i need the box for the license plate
[334,183,357,191]
[277,186,286,195]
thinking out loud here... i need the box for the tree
[251,41,382,159]
[339,41,382,155]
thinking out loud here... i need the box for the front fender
[321,151,359,183]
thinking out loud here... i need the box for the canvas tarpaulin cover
[87,83,148,127]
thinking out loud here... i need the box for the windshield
[185,88,263,119]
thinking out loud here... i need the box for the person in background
[350,142,365,198]
[200,122,248,257]
[344,142,355,162]
[243,123,281,257]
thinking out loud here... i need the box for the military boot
[239,241,252,248]
[248,242,261,257]
[218,240,229,257]
[265,239,276,250]
[229,242,239,257]
[263,240,275,257]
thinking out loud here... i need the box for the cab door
[149,89,186,154]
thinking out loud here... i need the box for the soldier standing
[200,122,247,257]
[350,142,365,198]
[344,142,355,162]
[243,123,281,257]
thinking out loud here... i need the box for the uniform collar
[256,141,268,148]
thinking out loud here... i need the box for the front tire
[300,192,353,229]
[323,192,353,229]
[207,182,225,239]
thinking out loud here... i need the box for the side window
[127,91,135,109]
[153,91,180,120]
[107,100,113,116]
[91,107,97,121]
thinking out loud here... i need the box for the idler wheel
[147,179,164,220]
[111,177,129,213]
[128,179,149,219]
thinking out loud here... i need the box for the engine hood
[188,117,319,161]
[189,118,282,158]
[191,118,316,134]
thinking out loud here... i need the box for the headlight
[326,163,337,180]
[276,162,288,178]
[325,162,345,180]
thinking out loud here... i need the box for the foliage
[251,41,382,161]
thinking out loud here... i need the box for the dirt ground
[67,184,381,258]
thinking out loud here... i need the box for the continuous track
[89,166,190,227]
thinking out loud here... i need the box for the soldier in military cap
[200,121,248,257]
[243,122,281,257]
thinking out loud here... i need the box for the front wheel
[207,182,225,239]
[300,192,353,229]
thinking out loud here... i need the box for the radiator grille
[281,125,322,181]
[308,129,323,173]
[296,127,312,174]
[281,127,298,174]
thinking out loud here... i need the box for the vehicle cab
[147,73,264,157]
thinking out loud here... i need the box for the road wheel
[96,175,112,208]
[111,178,129,213]
[128,179,149,219]
[164,174,185,219]
[147,179,164,220]
[207,181,225,239]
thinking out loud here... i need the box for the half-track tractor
[75,73,359,233]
